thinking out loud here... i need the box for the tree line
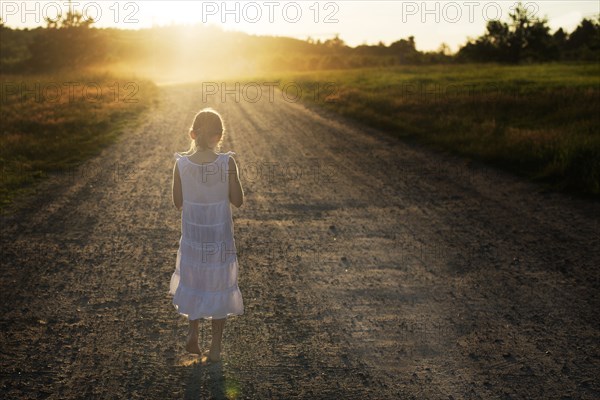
[457,5,600,63]
[0,3,598,75]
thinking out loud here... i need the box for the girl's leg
[208,318,226,361]
[186,319,202,354]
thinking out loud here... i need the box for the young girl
[170,108,244,363]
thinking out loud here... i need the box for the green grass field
[267,63,600,196]
[0,74,157,208]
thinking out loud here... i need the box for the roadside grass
[265,63,600,196]
[0,73,158,208]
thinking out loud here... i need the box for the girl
[170,108,244,364]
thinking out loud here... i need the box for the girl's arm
[228,156,244,208]
[172,162,183,210]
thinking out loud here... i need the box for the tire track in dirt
[1,82,599,399]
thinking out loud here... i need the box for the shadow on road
[183,359,242,400]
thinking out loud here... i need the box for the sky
[2,1,599,51]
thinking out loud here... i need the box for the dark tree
[27,9,106,72]
[390,36,421,64]
[457,2,563,63]
[564,18,600,60]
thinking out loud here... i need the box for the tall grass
[0,73,158,208]
[270,64,600,196]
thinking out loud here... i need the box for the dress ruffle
[173,282,244,320]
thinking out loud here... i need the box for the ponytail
[185,107,225,154]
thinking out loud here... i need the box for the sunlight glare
[143,2,205,27]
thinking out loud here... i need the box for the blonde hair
[186,107,225,153]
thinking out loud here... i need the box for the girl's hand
[172,162,183,210]
[228,156,244,208]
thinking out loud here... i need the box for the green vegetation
[0,74,157,207]
[269,63,600,195]
[0,11,157,208]
[1,4,598,81]
[0,3,598,203]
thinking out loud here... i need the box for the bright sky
[2,1,599,51]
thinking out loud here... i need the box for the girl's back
[177,152,231,204]
[170,151,243,320]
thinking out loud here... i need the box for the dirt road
[1,82,599,399]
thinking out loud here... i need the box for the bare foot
[200,349,221,364]
[185,333,202,355]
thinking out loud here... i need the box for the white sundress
[170,151,244,320]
